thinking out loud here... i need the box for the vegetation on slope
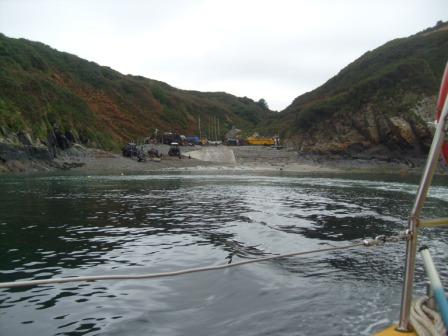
[2,20,446,158]
[271,21,448,156]
[0,33,273,150]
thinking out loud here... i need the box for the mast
[209,117,211,141]
[213,117,218,141]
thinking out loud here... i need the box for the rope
[0,233,407,289]
[410,296,447,336]
[422,304,446,335]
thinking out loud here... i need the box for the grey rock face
[293,94,434,159]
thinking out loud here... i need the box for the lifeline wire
[0,234,405,289]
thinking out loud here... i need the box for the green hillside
[1,21,446,158]
[0,33,273,150]
[272,21,448,157]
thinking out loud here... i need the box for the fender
[436,62,448,164]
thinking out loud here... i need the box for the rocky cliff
[274,21,448,160]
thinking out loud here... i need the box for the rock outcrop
[0,127,84,173]
[290,97,435,160]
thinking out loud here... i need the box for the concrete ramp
[187,146,236,163]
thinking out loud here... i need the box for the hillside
[0,33,273,151]
[272,21,448,158]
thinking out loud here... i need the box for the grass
[0,33,274,150]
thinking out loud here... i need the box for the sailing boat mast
[213,117,218,141]
[209,117,211,141]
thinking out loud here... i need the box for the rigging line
[0,235,405,289]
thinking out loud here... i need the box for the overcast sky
[0,0,446,110]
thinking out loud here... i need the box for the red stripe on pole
[436,62,448,164]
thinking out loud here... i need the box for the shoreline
[1,143,442,177]
[52,145,447,177]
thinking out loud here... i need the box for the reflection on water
[1,173,448,335]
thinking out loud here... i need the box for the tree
[257,98,269,110]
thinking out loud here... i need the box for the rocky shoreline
[0,132,442,176]
[0,141,86,173]
[0,127,86,173]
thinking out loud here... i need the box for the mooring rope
[410,296,447,336]
[0,233,408,289]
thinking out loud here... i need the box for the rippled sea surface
[1,172,448,336]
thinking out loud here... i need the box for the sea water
[1,172,447,335]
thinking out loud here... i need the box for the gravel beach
[0,142,437,175]
[64,144,432,175]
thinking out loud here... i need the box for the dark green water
[1,173,447,335]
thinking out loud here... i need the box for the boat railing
[397,61,448,333]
